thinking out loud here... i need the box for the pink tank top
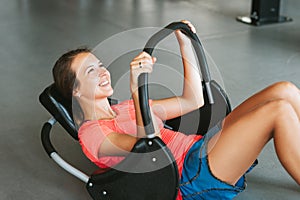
[78,100,202,199]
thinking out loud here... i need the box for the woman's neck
[81,98,116,121]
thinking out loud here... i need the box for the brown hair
[52,47,91,100]
[52,47,91,127]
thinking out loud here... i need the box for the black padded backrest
[39,84,118,140]
[39,84,77,139]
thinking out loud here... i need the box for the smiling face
[71,52,113,101]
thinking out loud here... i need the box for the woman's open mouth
[99,80,109,87]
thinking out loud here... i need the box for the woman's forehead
[71,52,99,72]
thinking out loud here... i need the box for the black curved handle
[138,21,214,137]
[144,22,211,83]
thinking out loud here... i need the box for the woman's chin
[103,88,114,98]
[96,85,114,97]
[107,89,114,97]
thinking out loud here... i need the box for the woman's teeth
[99,80,109,87]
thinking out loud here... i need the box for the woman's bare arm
[99,132,138,156]
[152,20,204,121]
[98,21,203,157]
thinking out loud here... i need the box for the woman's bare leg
[208,99,300,185]
[224,81,300,127]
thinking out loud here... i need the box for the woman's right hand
[129,52,160,139]
[129,51,156,94]
[175,20,196,47]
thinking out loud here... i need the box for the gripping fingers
[132,60,153,73]
[130,53,156,73]
[181,20,196,33]
[130,52,156,93]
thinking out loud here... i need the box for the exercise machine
[39,22,231,200]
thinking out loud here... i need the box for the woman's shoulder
[78,120,101,135]
[78,119,116,140]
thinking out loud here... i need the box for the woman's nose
[98,67,107,77]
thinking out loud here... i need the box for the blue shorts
[179,122,257,200]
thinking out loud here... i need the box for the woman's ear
[72,79,82,98]
[73,88,81,98]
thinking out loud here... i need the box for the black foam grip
[41,122,56,156]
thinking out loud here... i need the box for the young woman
[52,21,300,199]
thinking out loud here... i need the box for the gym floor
[1,0,300,199]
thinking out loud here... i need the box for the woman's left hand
[129,51,157,94]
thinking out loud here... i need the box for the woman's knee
[271,81,299,99]
[265,99,295,120]
[253,100,294,140]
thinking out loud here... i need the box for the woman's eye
[99,64,106,68]
[87,68,95,74]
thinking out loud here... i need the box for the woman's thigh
[224,81,299,128]
[207,100,286,185]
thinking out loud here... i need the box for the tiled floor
[1,0,299,199]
